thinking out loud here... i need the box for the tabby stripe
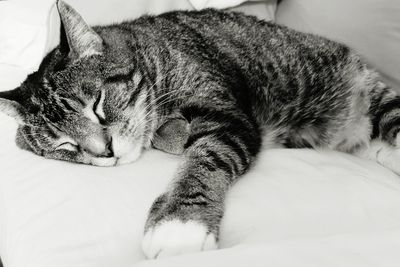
[181,106,251,128]
[381,116,400,140]
[199,160,217,172]
[206,150,234,175]
[74,96,86,106]
[143,85,154,138]
[60,99,77,112]
[190,175,211,191]
[104,69,136,84]
[26,127,42,154]
[374,98,400,122]
[182,105,260,156]
[21,127,36,153]
[184,126,248,172]
[126,86,143,109]
[184,129,215,149]
[45,124,58,139]
[370,86,390,113]
[217,133,248,167]
[372,97,400,138]
[224,153,240,175]
[179,199,208,207]
[392,128,400,142]
[179,191,211,205]
[207,130,244,173]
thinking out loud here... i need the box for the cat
[0,0,399,259]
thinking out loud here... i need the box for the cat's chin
[110,134,145,165]
[89,156,118,167]
[115,145,143,166]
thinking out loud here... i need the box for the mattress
[1,70,400,266]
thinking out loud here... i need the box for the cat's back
[96,9,350,68]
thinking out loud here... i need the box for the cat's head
[0,1,155,166]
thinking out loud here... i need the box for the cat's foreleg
[142,105,261,259]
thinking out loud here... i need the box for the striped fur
[1,1,400,258]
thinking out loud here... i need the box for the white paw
[142,219,218,259]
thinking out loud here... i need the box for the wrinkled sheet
[1,108,400,266]
[2,1,400,265]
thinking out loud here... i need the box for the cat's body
[1,1,399,259]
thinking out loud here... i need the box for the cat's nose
[103,138,114,157]
[84,136,114,157]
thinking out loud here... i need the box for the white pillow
[276,0,400,91]
[0,0,54,72]
[0,0,277,87]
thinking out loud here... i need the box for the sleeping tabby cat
[1,0,399,259]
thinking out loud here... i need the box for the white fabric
[0,0,54,72]
[189,0,248,9]
[0,0,277,81]
[2,114,400,266]
[1,77,400,266]
[1,1,400,266]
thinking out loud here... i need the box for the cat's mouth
[85,136,144,167]
[84,147,143,167]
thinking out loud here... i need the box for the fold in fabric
[189,0,249,9]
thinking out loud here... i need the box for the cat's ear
[0,89,30,124]
[57,0,103,60]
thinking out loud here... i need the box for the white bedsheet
[1,106,400,266]
[1,6,400,263]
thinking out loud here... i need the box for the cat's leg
[356,81,400,174]
[142,104,261,259]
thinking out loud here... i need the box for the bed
[1,0,400,266]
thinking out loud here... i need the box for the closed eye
[93,91,106,124]
[55,142,79,152]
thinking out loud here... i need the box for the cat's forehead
[52,60,101,83]
[40,67,102,100]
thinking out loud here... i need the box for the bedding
[276,0,400,91]
[2,103,400,266]
[1,1,400,266]
[0,0,277,81]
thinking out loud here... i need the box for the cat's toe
[142,219,217,259]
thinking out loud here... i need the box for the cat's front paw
[142,193,220,259]
[142,219,217,259]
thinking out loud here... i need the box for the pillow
[0,0,277,89]
[191,0,277,21]
[0,0,54,73]
[276,0,400,91]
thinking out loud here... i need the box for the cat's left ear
[57,0,103,60]
[0,89,30,124]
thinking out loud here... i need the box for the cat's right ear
[57,0,104,60]
[0,89,30,125]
